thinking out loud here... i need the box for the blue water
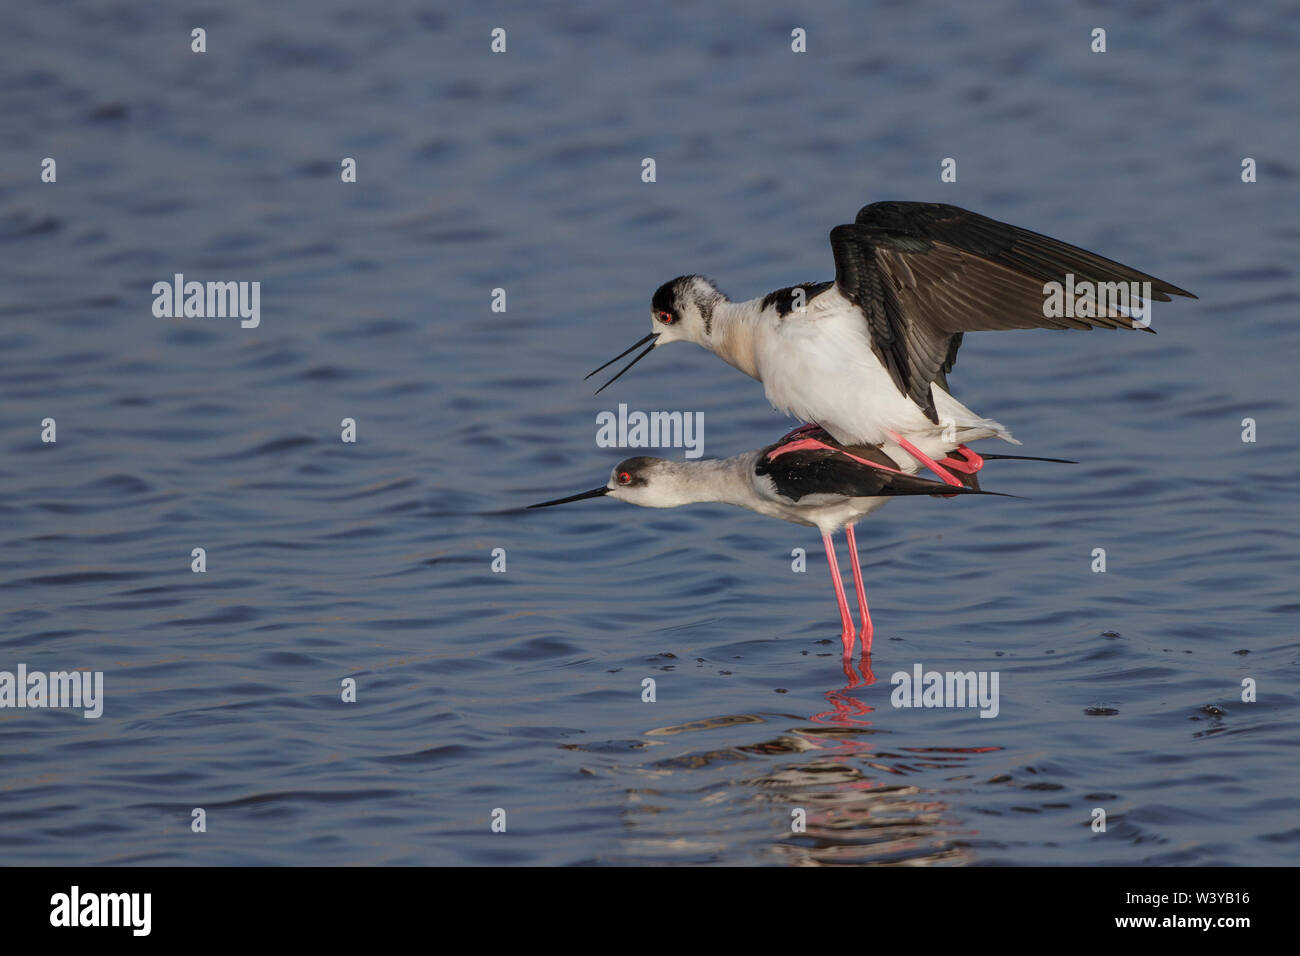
[1,0,1298,865]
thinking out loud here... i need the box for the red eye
[656,310,675,324]
[618,471,632,485]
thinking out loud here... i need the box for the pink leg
[936,444,985,475]
[822,532,856,656]
[886,430,962,487]
[768,437,907,475]
[780,422,822,441]
[844,524,873,655]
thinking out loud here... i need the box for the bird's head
[528,456,692,511]
[586,275,725,394]
[649,274,722,347]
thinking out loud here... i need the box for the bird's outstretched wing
[829,201,1196,418]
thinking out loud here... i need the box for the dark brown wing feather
[829,201,1196,417]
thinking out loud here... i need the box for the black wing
[760,280,835,317]
[829,201,1196,419]
[754,432,987,503]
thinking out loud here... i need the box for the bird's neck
[704,299,764,380]
[655,457,757,509]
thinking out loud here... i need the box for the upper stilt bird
[587,201,1195,482]
[529,425,1070,656]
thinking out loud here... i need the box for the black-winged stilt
[586,201,1194,483]
[529,425,1071,656]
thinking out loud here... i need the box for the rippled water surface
[1,1,1298,865]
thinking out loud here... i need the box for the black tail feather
[981,454,1078,464]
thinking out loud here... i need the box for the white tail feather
[932,386,1020,446]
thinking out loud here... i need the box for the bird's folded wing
[755,445,985,503]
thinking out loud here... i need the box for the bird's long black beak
[527,486,609,509]
[585,333,659,395]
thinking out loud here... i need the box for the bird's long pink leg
[821,532,856,657]
[886,429,962,487]
[768,438,908,475]
[844,524,873,655]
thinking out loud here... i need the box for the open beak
[527,486,609,509]
[585,332,659,395]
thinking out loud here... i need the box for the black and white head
[586,275,725,393]
[649,275,724,347]
[528,456,693,511]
